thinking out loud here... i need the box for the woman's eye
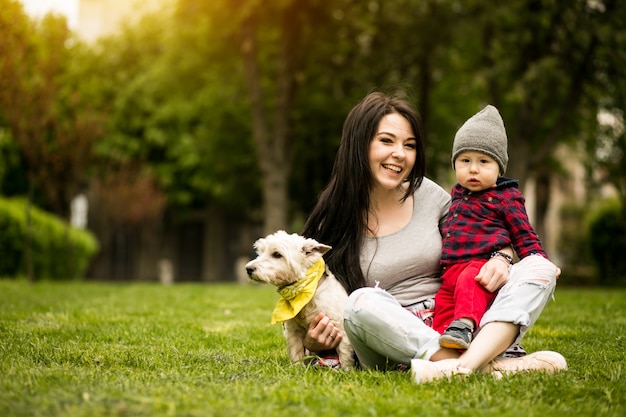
[405,143,416,150]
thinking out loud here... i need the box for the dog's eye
[272,252,283,259]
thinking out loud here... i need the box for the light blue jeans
[343,255,557,369]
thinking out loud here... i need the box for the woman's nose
[391,145,405,158]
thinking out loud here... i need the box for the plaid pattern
[404,304,435,329]
[441,178,547,268]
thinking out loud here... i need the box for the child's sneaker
[439,319,474,350]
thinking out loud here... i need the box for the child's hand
[475,258,509,292]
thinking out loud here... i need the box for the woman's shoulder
[414,177,451,208]
[416,177,449,197]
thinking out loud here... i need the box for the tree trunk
[25,181,34,283]
[262,167,289,234]
[533,165,551,245]
[239,5,298,235]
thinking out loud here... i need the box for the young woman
[301,91,566,382]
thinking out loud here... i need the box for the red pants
[432,260,497,334]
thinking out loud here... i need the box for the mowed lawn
[0,280,623,417]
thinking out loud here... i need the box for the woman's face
[368,113,417,191]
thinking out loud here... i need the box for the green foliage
[0,198,99,280]
[588,199,626,286]
[91,9,260,212]
[3,0,626,245]
[0,129,28,197]
[0,0,104,217]
[0,281,624,416]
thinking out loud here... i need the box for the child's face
[454,151,500,192]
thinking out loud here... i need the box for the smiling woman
[301,91,427,295]
[366,112,418,238]
[368,112,417,194]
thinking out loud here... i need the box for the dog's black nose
[246,266,255,276]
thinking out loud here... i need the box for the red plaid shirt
[441,177,547,267]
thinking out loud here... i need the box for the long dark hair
[301,91,426,293]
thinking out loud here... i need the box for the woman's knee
[484,255,557,331]
[345,287,381,320]
[510,255,558,288]
[344,287,403,338]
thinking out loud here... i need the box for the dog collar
[270,258,326,325]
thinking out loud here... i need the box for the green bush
[0,197,99,280]
[588,199,626,286]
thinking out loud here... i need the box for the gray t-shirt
[360,177,450,306]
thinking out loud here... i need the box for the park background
[1,0,625,286]
[1,2,625,417]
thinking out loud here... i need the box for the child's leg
[438,260,494,349]
[460,255,558,370]
[452,260,496,326]
[457,321,519,370]
[431,266,459,334]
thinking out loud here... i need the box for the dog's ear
[302,239,332,256]
[252,237,266,254]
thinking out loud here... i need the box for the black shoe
[439,319,474,350]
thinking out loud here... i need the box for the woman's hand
[475,257,510,293]
[303,313,343,353]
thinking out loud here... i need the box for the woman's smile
[369,113,416,190]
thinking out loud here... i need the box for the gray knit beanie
[451,105,508,175]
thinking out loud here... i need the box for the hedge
[588,198,626,286]
[0,197,99,280]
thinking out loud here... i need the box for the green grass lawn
[0,280,623,417]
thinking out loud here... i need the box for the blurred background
[1,0,624,286]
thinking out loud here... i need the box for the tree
[0,3,103,219]
[431,0,623,244]
[175,0,324,234]
[582,0,626,217]
[91,7,259,218]
[0,1,105,280]
[84,0,626,276]
[173,0,468,230]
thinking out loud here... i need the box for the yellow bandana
[270,258,326,325]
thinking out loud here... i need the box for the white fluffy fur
[245,230,354,370]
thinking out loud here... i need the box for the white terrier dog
[245,230,355,370]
